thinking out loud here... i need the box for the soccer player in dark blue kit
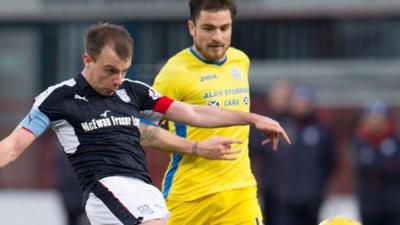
[0,23,290,225]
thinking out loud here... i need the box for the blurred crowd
[250,80,400,225]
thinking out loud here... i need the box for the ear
[188,20,195,37]
[83,53,93,66]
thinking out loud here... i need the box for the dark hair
[85,23,133,61]
[189,0,237,22]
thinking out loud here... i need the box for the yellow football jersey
[153,47,257,201]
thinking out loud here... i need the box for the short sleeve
[126,80,174,124]
[18,86,63,137]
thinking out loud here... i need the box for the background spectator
[351,100,400,225]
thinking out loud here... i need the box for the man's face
[83,45,131,96]
[189,9,232,61]
[363,114,388,134]
[291,97,314,118]
[268,81,293,113]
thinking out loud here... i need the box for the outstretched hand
[253,115,291,151]
[196,137,242,160]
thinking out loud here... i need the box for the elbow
[0,159,10,168]
[186,111,209,128]
[0,151,18,169]
[0,135,22,168]
[140,140,153,149]
[0,162,8,168]
[176,108,214,128]
[179,105,207,127]
[185,117,207,128]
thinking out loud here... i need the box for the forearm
[188,105,258,128]
[139,124,192,154]
[0,131,22,168]
[0,127,36,168]
[165,101,290,150]
[0,138,14,168]
[165,101,261,128]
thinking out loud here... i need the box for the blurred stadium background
[1,0,400,224]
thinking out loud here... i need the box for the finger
[256,120,290,145]
[272,136,279,151]
[220,155,238,160]
[221,149,241,155]
[262,139,271,145]
[264,127,291,145]
[278,128,291,144]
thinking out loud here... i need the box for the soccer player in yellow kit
[153,1,284,224]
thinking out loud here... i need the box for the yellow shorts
[166,186,263,225]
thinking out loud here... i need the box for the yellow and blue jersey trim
[189,47,227,66]
[162,122,186,199]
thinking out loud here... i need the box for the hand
[253,115,291,151]
[195,137,242,160]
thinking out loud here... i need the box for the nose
[113,73,124,86]
[212,29,223,43]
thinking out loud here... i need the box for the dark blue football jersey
[20,74,173,201]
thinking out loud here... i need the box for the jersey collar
[75,73,90,90]
[74,73,101,96]
[189,47,227,66]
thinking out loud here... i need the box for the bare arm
[164,101,291,150]
[139,124,241,160]
[0,127,36,168]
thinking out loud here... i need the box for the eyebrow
[201,23,231,28]
[103,64,130,71]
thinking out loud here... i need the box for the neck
[192,45,226,63]
[81,68,92,85]
[81,68,102,95]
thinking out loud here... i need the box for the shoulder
[165,48,192,65]
[124,79,153,89]
[34,78,76,108]
[40,78,76,95]
[123,79,162,97]
[227,47,250,64]
[159,48,192,73]
[154,48,192,89]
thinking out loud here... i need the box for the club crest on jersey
[231,67,241,80]
[208,100,220,107]
[149,88,161,100]
[116,89,131,103]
